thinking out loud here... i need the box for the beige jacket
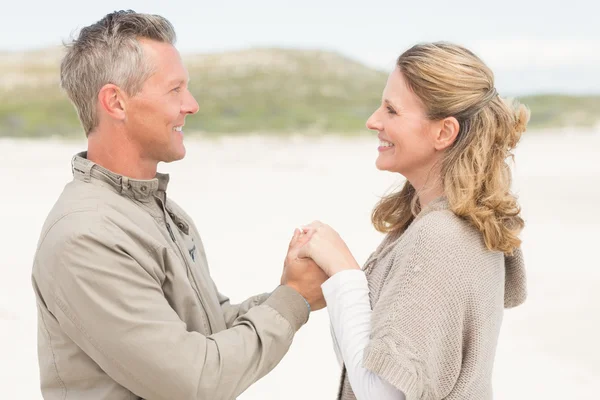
[31,152,310,400]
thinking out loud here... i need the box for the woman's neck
[417,187,445,209]
[407,167,444,209]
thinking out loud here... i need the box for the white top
[321,270,406,400]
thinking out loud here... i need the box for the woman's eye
[386,106,396,115]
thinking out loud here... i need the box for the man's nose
[183,90,199,115]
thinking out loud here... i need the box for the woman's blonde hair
[371,42,530,255]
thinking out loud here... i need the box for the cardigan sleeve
[362,221,468,400]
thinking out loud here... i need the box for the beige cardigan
[337,197,527,400]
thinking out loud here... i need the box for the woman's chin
[375,160,406,176]
[375,158,393,172]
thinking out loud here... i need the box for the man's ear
[434,116,460,151]
[97,84,127,121]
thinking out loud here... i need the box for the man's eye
[172,87,181,93]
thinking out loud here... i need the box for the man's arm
[209,228,319,328]
[36,215,310,400]
[187,217,271,328]
[214,287,271,328]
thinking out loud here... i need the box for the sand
[1,129,598,399]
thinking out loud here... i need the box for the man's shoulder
[37,201,101,253]
[37,180,132,249]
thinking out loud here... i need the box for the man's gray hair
[60,10,176,136]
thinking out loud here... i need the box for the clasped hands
[281,221,361,311]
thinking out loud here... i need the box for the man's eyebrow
[167,77,190,87]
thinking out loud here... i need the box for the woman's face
[366,67,442,184]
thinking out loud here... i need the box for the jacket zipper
[166,222,176,242]
[162,207,213,334]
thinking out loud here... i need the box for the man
[31,10,327,400]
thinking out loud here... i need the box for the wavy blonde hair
[371,42,530,255]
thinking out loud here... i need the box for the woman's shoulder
[389,203,503,278]
[407,205,481,248]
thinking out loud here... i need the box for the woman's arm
[323,270,406,400]
[331,323,344,368]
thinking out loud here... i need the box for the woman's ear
[434,116,460,151]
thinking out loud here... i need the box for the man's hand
[281,229,327,311]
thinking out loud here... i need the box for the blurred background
[1,1,598,399]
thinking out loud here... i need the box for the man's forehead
[141,43,188,85]
[166,74,191,86]
[140,39,182,66]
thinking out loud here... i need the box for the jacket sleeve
[38,215,309,400]
[214,288,271,329]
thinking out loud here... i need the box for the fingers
[288,228,301,250]
[300,227,317,241]
[290,220,326,260]
[301,221,324,234]
[294,230,315,260]
[296,239,312,259]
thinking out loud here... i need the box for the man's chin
[160,146,186,164]
[170,151,186,162]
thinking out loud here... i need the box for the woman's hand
[281,228,328,311]
[298,221,361,277]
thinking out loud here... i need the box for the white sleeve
[331,322,344,368]
[322,270,406,400]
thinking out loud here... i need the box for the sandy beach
[1,129,598,399]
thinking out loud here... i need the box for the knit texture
[337,197,527,400]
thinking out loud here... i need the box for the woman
[295,42,528,400]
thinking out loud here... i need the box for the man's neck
[87,131,158,180]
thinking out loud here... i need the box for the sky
[3,0,599,95]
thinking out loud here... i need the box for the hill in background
[1,47,598,138]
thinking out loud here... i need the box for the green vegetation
[513,94,600,130]
[1,47,598,138]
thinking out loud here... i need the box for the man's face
[124,39,199,164]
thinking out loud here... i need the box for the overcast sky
[3,0,599,95]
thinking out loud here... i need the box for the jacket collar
[71,151,170,200]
